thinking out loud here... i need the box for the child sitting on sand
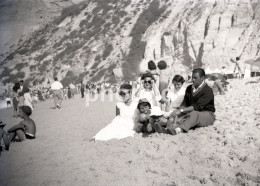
[135,98,153,133]
[149,106,169,134]
[8,106,36,142]
[0,120,10,152]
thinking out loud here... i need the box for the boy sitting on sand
[135,98,153,133]
[0,120,10,152]
[8,106,36,142]
[149,106,169,134]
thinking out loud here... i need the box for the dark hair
[172,75,185,84]
[141,72,155,80]
[222,75,228,80]
[148,60,157,70]
[137,102,151,110]
[236,57,240,61]
[19,80,24,83]
[23,86,30,93]
[18,92,24,96]
[192,68,205,77]
[120,84,132,90]
[19,106,32,116]
[13,83,20,92]
[157,60,167,70]
[54,77,58,81]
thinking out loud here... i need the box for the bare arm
[135,81,144,98]
[116,106,120,116]
[8,122,25,133]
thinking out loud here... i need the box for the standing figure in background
[51,77,63,109]
[68,87,72,99]
[69,82,75,98]
[37,88,44,101]
[80,81,85,98]
[23,87,34,111]
[157,60,170,111]
[12,83,20,117]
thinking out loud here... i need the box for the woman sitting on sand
[165,75,186,112]
[93,84,139,141]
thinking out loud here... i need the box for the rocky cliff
[1,0,260,86]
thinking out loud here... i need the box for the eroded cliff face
[1,0,260,85]
[141,0,260,76]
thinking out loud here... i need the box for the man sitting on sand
[8,106,36,142]
[166,68,216,135]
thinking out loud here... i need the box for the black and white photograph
[0,0,260,185]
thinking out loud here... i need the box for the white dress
[167,86,186,110]
[93,101,138,141]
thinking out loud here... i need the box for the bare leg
[16,129,26,141]
[8,132,16,142]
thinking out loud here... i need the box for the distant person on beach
[80,81,85,98]
[23,87,34,111]
[211,74,225,95]
[221,75,230,91]
[145,60,160,89]
[165,68,216,135]
[8,106,36,142]
[51,77,63,109]
[69,82,76,98]
[231,57,243,79]
[0,120,10,151]
[93,84,138,141]
[12,83,20,117]
[135,73,161,107]
[135,98,153,133]
[157,60,170,111]
[6,95,11,108]
[68,87,72,99]
[17,92,25,108]
[37,88,44,101]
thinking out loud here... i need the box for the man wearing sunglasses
[168,68,215,135]
[135,73,161,107]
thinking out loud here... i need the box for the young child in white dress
[93,84,138,141]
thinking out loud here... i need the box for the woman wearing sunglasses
[135,73,161,107]
[93,84,138,141]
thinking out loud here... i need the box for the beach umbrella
[254,57,260,63]
[245,58,260,67]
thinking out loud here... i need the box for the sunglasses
[144,80,152,84]
[119,91,128,97]
[151,115,161,119]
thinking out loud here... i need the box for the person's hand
[170,110,181,117]
[147,123,153,132]
[151,80,155,87]
[175,127,183,134]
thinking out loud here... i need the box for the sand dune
[0,78,260,186]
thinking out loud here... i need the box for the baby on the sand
[135,100,168,134]
[8,106,36,142]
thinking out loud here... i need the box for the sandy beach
[0,78,260,186]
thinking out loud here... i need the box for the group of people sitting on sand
[93,62,216,141]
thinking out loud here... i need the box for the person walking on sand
[51,77,63,109]
[80,81,85,98]
[165,68,215,135]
